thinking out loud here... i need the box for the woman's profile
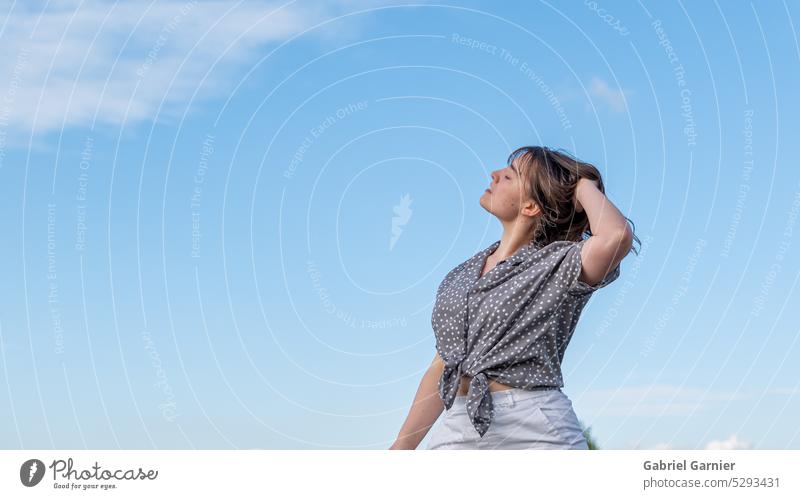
[390,145,640,450]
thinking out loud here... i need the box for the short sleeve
[563,238,621,297]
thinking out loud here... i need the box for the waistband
[452,386,562,405]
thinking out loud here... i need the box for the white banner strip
[1,450,798,498]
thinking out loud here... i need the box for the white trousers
[426,388,589,450]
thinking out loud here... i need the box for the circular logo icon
[20,459,45,487]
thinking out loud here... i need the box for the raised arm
[573,178,633,287]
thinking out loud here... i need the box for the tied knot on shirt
[439,361,494,438]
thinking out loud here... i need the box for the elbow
[598,226,633,258]
[615,225,634,255]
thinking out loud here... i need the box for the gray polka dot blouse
[431,237,621,437]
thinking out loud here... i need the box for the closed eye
[504,175,511,180]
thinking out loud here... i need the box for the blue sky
[0,0,798,450]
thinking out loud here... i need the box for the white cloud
[705,434,752,450]
[588,76,630,113]
[621,439,682,450]
[651,442,675,450]
[0,0,406,140]
[581,385,751,417]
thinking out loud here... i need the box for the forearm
[391,363,445,449]
[576,180,630,240]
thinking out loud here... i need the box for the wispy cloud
[0,0,400,139]
[581,384,751,417]
[704,434,753,450]
[627,434,753,450]
[588,76,630,113]
[552,76,631,114]
[650,442,675,450]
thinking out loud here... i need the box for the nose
[490,170,500,184]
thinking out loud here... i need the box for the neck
[493,221,535,260]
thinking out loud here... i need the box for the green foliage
[579,420,599,450]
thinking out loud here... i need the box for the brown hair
[508,145,641,255]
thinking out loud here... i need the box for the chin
[478,197,494,214]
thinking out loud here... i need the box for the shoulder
[565,238,622,295]
[436,241,491,290]
[536,238,621,296]
[445,241,497,275]
[530,239,579,264]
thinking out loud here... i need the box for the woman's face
[479,159,539,222]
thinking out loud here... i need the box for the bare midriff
[457,375,514,396]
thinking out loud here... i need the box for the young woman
[389,145,640,450]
